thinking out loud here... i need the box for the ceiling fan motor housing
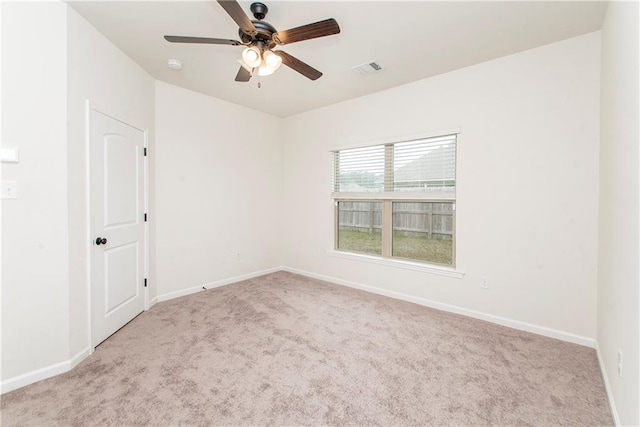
[239,20,277,47]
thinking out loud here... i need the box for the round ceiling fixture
[167,59,182,70]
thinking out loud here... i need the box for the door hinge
[144,147,147,156]
[144,213,147,222]
[144,278,147,288]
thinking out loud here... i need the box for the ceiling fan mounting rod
[253,40,268,51]
[250,2,268,20]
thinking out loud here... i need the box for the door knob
[95,237,107,245]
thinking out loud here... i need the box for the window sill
[325,250,465,278]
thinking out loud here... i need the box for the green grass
[338,229,453,266]
[338,229,383,255]
[393,234,453,265]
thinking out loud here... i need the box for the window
[337,201,382,255]
[332,134,457,267]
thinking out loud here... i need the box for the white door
[90,109,146,347]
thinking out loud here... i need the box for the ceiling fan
[164,0,340,83]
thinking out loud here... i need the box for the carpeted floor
[1,272,612,426]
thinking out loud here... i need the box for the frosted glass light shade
[241,47,261,68]
[258,64,275,76]
[263,50,282,70]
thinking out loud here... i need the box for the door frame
[84,100,149,352]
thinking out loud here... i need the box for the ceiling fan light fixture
[263,50,282,70]
[241,46,262,68]
[258,50,282,76]
[258,62,276,76]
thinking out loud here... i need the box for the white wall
[282,32,601,341]
[597,2,640,425]
[154,82,282,297]
[66,6,156,358]
[1,2,70,380]
[1,2,156,388]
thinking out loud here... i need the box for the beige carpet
[1,271,612,426]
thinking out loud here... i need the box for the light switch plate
[0,147,20,163]
[1,181,18,199]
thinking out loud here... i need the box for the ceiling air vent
[351,61,384,75]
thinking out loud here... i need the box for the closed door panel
[91,109,145,347]
[105,136,139,228]
[104,242,139,315]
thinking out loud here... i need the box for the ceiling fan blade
[164,35,242,45]
[273,18,340,45]
[217,0,258,36]
[275,51,322,81]
[235,65,253,82]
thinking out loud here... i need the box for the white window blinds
[332,134,457,196]
[332,145,385,192]
[393,135,456,193]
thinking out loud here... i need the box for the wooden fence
[338,201,453,239]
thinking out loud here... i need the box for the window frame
[331,132,459,270]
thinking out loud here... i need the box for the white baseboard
[282,266,596,349]
[596,342,621,426]
[69,346,92,369]
[148,295,159,307]
[149,284,202,307]
[150,266,283,307]
[0,347,91,395]
[201,266,283,290]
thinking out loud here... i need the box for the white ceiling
[68,1,607,117]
